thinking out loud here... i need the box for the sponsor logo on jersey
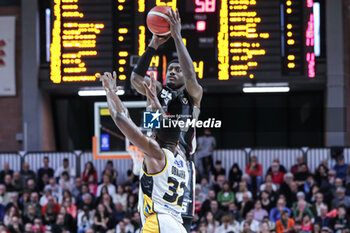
[174,160,184,168]
[160,89,172,105]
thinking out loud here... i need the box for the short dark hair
[63,158,69,162]
[167,59,179,69]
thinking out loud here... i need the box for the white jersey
[138,148,189,227]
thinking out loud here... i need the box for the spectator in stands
[195,184,207,207]
[333,155,348,180]
[311,192,326,217]
[250,200,268,223]
[55,158,76,179]
[198,177,210,198]
[212,173,226,194]
[110,202,125,226]
[315,163,329,186]
[71,177,83,200]
[245,156,262,196]
[20,162,36,182]
[238,192,254,219]
[196,129,216,173]
[293,199,314,222]
[40,188,53,207]
[59,206,76,232]
[236,181,253,203]
[303,174,317,199]
[291,156,309,175]
[42,203,57,226]
[315,205,331,228]
[58,172,74,194]
[285,181,298,207]
[217,181,234,209]
[78,193,94,211]
[204,211,219,233]
[23,204,37,224]
[225,202,239,221]
[82,162,98,184]
[240,211,260,232]
[45,178,60,199]
[100,193,114,214]
[279,172,294,199]
[126,194,137,215]
[320,170,336,207]
[260,174,277,193]
[102,161,118,185]
[87,174,98,196]
[201,189,217,216]
[7,193,22,211]
[112,185,127,211]
[0,163,13,184]
[77,205,94,233]
[330,205,350,232]
[12,172,25,192]
[25,178,38,193]
[267,158,287,174]
[42,196,60,216]
[24,192,41,218]
[37,173,50,193]
[0,185,11,206]
[216,215,239,233]
[228,163,242,191]
[331,187,350,209]
[211,160,226,183]
[270,197,291,223]
[37,157,54,181]
[294,163,310,185]
[7,215,23,233]
[63,197,77,219]
[93,203,109,233]
[33,218,46,232]
[209,200,224,222]
[267,162,285,185]
[97,174,116,197]
[275,211,295,233]
[3,206,20,226]
[3,174,14,192]
[260,191,274,213]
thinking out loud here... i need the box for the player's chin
[166,80,176,88]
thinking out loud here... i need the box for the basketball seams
[147,6,171,36]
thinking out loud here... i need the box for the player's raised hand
[167,8,181,38]
[149,34,171,50]
[98,71,120,92]
[143,72,158,107]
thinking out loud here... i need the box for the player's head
[165,59,185,90]
[154,127,180,152]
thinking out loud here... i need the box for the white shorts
[141,213,187,233]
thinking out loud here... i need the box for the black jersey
[157,85,199,219]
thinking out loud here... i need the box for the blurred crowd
[0,141,349,233]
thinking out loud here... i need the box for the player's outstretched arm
[130,35,168,95]
[168,9,203,107]
[99,72,164,161]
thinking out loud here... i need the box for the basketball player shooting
[98,71,189,233]
[131,8,203,232]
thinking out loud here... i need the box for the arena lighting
[78,88,125,96]
[242,83,290,93]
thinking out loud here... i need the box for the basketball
[146,6,171,36]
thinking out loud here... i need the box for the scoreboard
[49,0,325,87]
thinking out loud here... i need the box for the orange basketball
[146,6,171,36]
